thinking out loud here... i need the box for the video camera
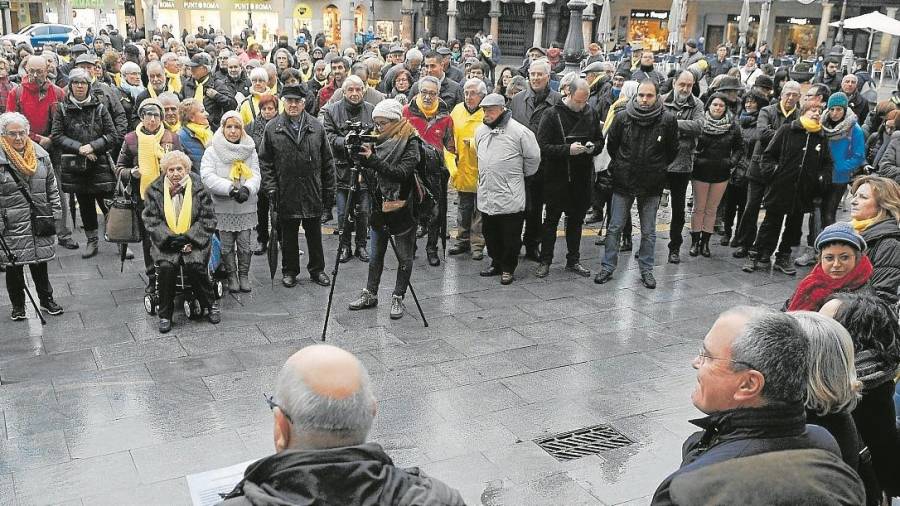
[344,121,379,157]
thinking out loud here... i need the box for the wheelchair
[143,234,227,318]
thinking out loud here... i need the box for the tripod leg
[322,183,359,341]
[387,235,428,328]
[21,267,46,325]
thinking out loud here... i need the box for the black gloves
[229,187,240,200]
[162,235,190,252]
[232,186,250,203]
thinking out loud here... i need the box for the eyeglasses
[419,90,438,98]
[4,130,27,138]
[374,119,392,127]
[264,393,292,423]
[696,345,755,370]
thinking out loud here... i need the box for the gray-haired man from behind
[219,344,465,505]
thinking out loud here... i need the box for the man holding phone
[533,78,604,279]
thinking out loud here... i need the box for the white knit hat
[373,99,403,121]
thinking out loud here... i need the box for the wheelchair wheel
[183,299,196,319]
[214,279,225,299]
[192,299,204,319]
[144,294,157,316]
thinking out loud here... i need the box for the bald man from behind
[219,345,465,505]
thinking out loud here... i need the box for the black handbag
[104,171,142,243]
[60,153,88,176]
[6,166,56,237]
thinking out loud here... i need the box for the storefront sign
[234,2,273,10]
[293,3,312,19]
[159,0,176,8]
[72,0,103,8]
[184,1,218,9]
[631,9,668,20]
[775,16,820,26]
[727,14,758,23]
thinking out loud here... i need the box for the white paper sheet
[186,459,256,506]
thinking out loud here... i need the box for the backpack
[412,137,443,218]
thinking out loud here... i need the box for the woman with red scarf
[785,222,873,311]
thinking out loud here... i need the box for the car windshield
[16,24,37,35]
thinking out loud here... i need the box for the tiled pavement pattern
[0,189,818,506]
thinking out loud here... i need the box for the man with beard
[182,53,237,130]
[316,56,348,115]
[733,80,801,259]
[296,51,314,83]
[475,93,541,284]
[595,80,678,289]
[320,75,374,263]
[814,58,842,94]
[533,79,604,279]
[586,68,628,226]
[662,70,704,264]
[222,56,251,100]
[306,60,328,112]
[840,74,870,125]
[509,59,560,262]
[631,51,665,87]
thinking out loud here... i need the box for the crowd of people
[0,24,898,502]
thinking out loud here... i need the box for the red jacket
[316,80,338,113]
[403,100,455,153]
[7,77,65,141]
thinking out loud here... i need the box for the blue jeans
[602,192,660,274]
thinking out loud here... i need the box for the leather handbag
[104,172,142,243]
[60,154,88,175]
[6,167,55,237]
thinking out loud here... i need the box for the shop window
[354,5,365,34]
[628,10,669,52]
[323,5,341,46]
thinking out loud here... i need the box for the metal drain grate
[534,424,635,461]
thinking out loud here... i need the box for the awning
[829,10,900,37]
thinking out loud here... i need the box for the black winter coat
[860,218,900,304]
[258,112,336,220]
[606,106,679,197]
[362,133,421,234]
[748,102,799,181]
[651,404,842,505]
[320,99,375,189]
[90,81,128,138]
[181,74,237,130]
[733,111,762,185]
[761,121,832,214]
[509,85,561,135]
[536,102,604,211]
[692,122,744,184]
[50,95,121,195]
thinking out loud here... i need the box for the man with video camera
[321,75,375,264]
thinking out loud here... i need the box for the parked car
[1,23,80,48]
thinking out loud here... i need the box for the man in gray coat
[662,70,703,264]
[509,59,560,261]
[220,345,465,506]
[475,93,541,285]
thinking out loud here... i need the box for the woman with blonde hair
[849,175,900,304]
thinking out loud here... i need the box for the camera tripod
[321,159,429,341]
[0,234,46,325]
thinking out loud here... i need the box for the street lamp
[834,0,848,45]
[562,0,588,74]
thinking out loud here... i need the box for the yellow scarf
[0,136,37,176]
[299,65,312,82]
[780,102,796,118]
[186,122,213,147]
[136,126,166,199]
[163,175,193,234]
[800,116,822,133]
[850,217,878,233]
[193,76,206,101]
[230,160,253,182]
[416,94,439,118]
[165,120,181,133]
[148,85,159,98]
[367,78,380,88]
[166,70,182,94]
[603,97,628,135]
[112,72,122,87]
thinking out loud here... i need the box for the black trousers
[666,172,691,252]
[821,183,847,228]
[74,193,108,231]
[483,212,524,274]
[522,179,544,250]
[736,179,766,249]
[540,204,586,265]
[156,260,214,320]
[136,200,155,279]
[281,217,324,277]
[721,182,748,235]
[852,381,900,497]
[255,191,269,244]
[5,262,52,308]
[754,206,804,258]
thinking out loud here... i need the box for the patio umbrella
[596,0,611,52]
[737,0,750,57]
[667,0,681,54]
[267,199,279,287]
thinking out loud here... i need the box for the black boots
[689,232,701,257]
[699,232,712,257]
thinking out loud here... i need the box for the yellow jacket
[449,103,483,193]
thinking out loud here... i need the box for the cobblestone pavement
[0,183,826,506]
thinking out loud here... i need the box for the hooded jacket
[220,443,464,506]
[475,113,540,215]
[823,114,866,184]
